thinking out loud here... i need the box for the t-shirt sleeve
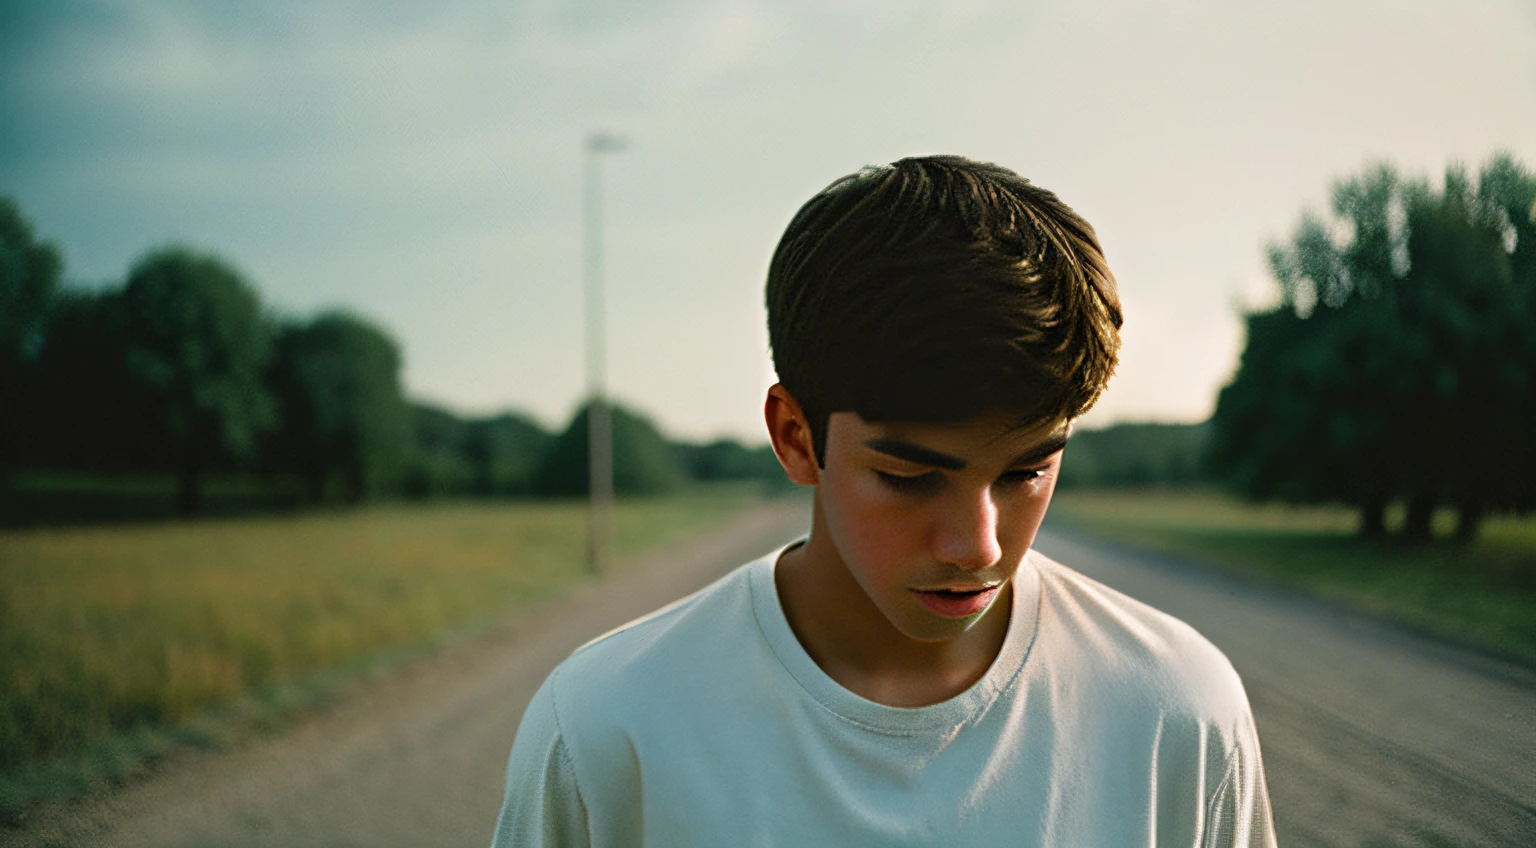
[1202,708,1278,848]
[491,674,591,848]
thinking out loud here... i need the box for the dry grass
[1050,488,1364,534]
[0,489,763,774]
[1046,488,1536,666]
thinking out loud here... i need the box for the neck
[773,500,1016,708]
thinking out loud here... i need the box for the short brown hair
[765,155,1123,464]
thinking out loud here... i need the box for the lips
[910,584,1001,619]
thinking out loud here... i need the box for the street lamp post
[584,131,626,573]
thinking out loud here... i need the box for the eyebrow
[863,430,1072,471]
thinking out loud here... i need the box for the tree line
[0,197,783,519]
[1054,422,1210,489]
[14,148,1526,541]
[1210,152,1536,543]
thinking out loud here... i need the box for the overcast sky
[4,0,1533,441]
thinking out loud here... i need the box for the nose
[931,486,1004,572]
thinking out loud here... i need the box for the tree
[26,288,167,471]
[1210,155,1536,541]
[1057,422,1210,488]
[464,413,552,496]
[0,197,63,467]
[531,401,683,497]
[673,438,785,483]
[269,312,410,503]
[1397,159,1536,540]
[120,248,277,515]
[1211,165,1410,535]
[401,405,555,499]
[403,402,476,499]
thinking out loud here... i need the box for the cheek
[823,472,926,573]
[1008,475,1059,544]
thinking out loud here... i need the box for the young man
[492,156,1277,846]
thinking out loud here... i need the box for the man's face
[814,409,1068,643]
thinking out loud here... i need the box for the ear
[764,383,820,486]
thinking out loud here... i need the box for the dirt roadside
[6,500,809,848]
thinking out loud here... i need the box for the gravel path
[1033,526,1536,848]
[12,509,1534,847]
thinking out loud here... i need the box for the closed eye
[877,467,1046,495]
[875,470,943,494]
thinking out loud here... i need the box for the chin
[894,610,989,643]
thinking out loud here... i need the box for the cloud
[4,0,1533,437]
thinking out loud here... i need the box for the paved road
[12,510,1534,846]
[1033,526,1536,848]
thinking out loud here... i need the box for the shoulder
[541,555,766,731]
[1029,549,1251,722]
[522,555,777,817]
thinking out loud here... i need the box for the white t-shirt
[492,544,1277,847]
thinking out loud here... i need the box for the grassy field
[0,470,309,527]
[0,486,778,820]
[1046,488,1536,666]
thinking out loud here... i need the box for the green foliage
[401,404,554,499]
[0,471,304,527]
[0,195,777,514]
[402,403,477,499]
[1211,154,1536,541]
[673,438,785,483]
[17,290,151,472]
[464,413,554,496]
[0,198,63,468]
[531,401,684,496]
[0,197,61,370]
[1056,422,1210,488]
[120,248,278,514]
[268,312,410,502]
